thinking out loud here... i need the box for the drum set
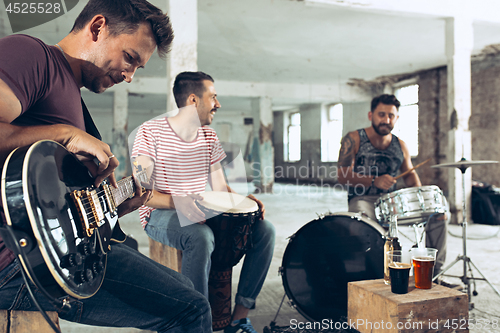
[201,159,500,330]
[277,185,448,325]
[275,158,500,326]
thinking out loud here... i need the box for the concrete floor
[59,183,500,333]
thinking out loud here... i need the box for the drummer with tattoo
[337,94,453,285]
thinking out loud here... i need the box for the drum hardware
[412,222,426,248]
[432,158,500,310]
[418,190,426,209]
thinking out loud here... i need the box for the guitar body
[1,140,115,299]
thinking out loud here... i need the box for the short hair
[173,71,214,108]
[370,94,401,112]
[71,0,174,58]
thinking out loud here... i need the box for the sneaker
[224,318,258,333]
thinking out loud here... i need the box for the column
[112,88,129,179]
[166,0,198,113]
[445,16,473,224]
[251,96,274,193]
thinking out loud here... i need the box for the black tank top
[348,128,404,199]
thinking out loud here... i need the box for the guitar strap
[81,98,102,140]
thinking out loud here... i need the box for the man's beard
[372,123,392,136]
[81,62,106,94]
[81,59,118,94]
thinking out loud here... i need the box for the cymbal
[431,159,498,169]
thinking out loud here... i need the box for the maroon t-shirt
[0,34,85,272]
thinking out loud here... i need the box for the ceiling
[2,0,500,111]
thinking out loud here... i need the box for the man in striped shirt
[132,71,275,333]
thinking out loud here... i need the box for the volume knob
[92,260,105,275]
[74,268,93,284]
[78,242,96,255]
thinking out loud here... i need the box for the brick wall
[417,52,500,194]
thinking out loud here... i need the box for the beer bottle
[384,215,401,285]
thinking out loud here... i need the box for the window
[394,84,419,156]
[284,112,301,162]
[321,103,343,162]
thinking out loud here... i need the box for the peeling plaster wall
[87,51,500,192]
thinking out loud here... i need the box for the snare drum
[197,191,260,330]
[375,185,447,225]
[280,212,385,323]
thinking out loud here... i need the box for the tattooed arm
[337,131,376,188]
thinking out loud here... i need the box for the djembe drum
[197,191,260,331]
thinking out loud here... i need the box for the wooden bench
[348,278,468,333]
[0,310,59,333]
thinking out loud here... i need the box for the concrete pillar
[251,97,274,193]
[112,88,130,179]
[445,16,473,224]
[166,0,198,113]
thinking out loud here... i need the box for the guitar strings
[78,173,146,223]
[80,170,147,201]
[76,170,148,223]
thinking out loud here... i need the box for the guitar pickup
[103,183,117,214]
[71,188,105,237]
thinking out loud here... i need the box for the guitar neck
[111,170,148,207]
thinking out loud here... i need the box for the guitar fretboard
[111,170,148,207]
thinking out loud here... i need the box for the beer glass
[387,250,411,294]
[411,248,438,289]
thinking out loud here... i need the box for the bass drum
[280,212,386,323]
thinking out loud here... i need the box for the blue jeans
[0,244,212,332]
[145,209,275,309]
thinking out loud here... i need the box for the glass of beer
[411,248,438,289]
[387,250,411,294]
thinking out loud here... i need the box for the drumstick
[394,158,432,180]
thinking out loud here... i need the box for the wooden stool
[149,238,182,272]
[348,278,468,333]
[148,238,234,331]
[0,310,59,333]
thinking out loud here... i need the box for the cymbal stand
[433,165,500,309]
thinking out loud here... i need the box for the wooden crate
[348,279,468,333]
[0,310,59,333]
[149,238,182,272]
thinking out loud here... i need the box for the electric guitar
[1,140,147,299]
